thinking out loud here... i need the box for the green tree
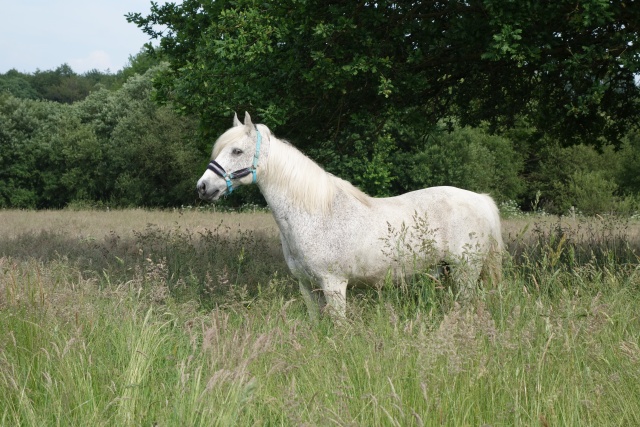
[82,69,119,90]
[534,143,622,214]
[617,128,640,196]
[31,64,93,103]
[0,67,202,209]
[403,124,525,202]
[0,70,39,99]
[128,0,640,152]
[0,94,92,208]
[0,94,41,208]
[74,67,202,207]
[115,49,162,87]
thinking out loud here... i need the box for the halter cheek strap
[206,129,262,195]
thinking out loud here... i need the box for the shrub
[536,143,622,215]
[617,128,640,196]
[570,170,618,215]
[406,125,526,202]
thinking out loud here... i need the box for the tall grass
[1,210,639,425]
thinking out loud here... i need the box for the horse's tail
[481,237,503,286]
[480,195,504,287]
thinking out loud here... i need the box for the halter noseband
[206,129,262,195]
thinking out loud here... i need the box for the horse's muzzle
[196,180,220,200]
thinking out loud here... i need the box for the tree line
[0,51,157,104]
[2,0,640,214]
[1,61,638,214]
[0,60,203,209]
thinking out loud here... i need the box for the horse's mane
[265,136,371,214]
[211,124,371,214]
[211,125,370,214]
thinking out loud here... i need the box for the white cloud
[69,50,114,74]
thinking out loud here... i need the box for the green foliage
[0,67,202,209]
[115,49,161,87]
[617,128,640,196]
[128,0,640,152]
[0,70,40,99]
[313,113,398,196]
[569,170,619,216]
[349,130,396,197]
[2,12,640,212]
[72,67,203,207]
[0,95,69,208]
[404,125,525,202]
[535,143,627,215]
[124,0,640,209]
[29,64,94,103]
[1,53,161,104]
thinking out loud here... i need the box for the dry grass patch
[1,210,640,425]
[0,209,279,240]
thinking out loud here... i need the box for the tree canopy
[128,0,640,149]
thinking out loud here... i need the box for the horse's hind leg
[299,280,325,321]
[451,260,483,302]
[480,244,502,288]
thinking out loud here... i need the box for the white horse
[197,113,503,319]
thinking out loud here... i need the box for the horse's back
[371,186,502,250]
[376,186,499,221]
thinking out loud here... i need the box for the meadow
[1,209,640,426]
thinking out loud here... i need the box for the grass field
[1,209,640,426]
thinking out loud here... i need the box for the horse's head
[197,112,265,201]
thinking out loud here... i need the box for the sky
[0,0,177,75]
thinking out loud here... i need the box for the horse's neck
[258,137,333,218]
[260,184,305,221]
[257,136,371,234]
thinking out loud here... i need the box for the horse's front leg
[299,279,325,321]
[319,277,348,319]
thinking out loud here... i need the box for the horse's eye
[232,148,243,155]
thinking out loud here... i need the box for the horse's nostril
[197,181,206,193]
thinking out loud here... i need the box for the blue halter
[206,129,262,195]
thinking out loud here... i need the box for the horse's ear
[243,112,255,130]
[233,112,242,127]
